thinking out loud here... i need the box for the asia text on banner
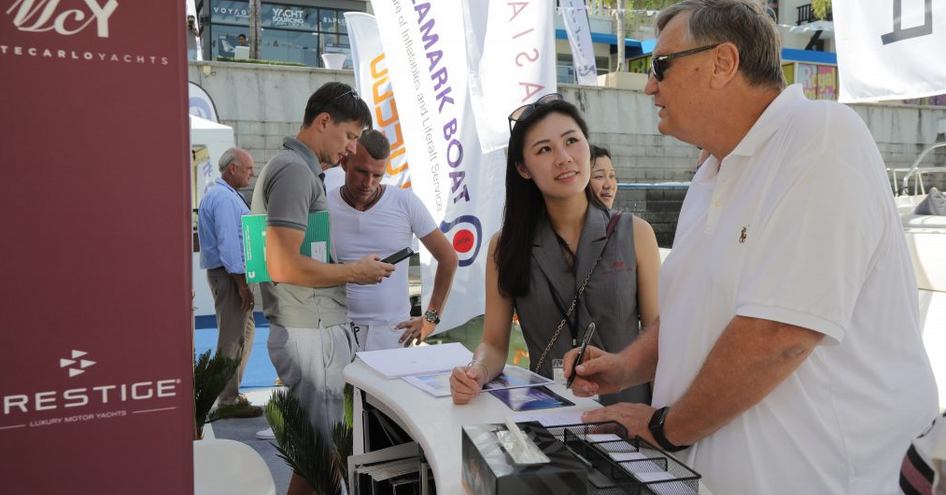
[464,0,557,153]
[369,0,507,332]
[833,0,946,102]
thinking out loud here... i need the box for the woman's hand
[450,363,488,404]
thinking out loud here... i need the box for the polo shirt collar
[282,136,321,175]
[214,177,237,194]
[729,84,804,157]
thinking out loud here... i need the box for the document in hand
[241,211,331,283]
[355,342,474,379]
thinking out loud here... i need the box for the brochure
[490,386,574,411]
[402,365,552,398]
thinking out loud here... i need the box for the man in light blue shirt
[197,147,261,418]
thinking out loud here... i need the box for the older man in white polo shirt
[566,1,939,494]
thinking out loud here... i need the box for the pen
[566,322,596,389]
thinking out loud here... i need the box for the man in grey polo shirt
[251,82,393,494]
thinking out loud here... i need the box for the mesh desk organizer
[462,421,702,495]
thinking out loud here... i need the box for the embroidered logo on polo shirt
[739,226,749,244]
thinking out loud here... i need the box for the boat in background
[890,123,946,409]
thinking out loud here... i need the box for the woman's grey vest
[515,206,651,406]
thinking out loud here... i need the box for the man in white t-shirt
[329,129,458,350]
[565,1,939,494]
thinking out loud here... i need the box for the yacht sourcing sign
[365,0,543,332]
[833,0,946,102]
[1,1,193,493]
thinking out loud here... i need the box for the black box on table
[461,422,589,495]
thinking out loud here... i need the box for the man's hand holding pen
[563,345,628,396]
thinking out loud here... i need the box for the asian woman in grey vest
[450,95,660,406]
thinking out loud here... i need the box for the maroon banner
[0,1,194,493]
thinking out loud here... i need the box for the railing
[796,3,833,25]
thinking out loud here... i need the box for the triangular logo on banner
[71,350,87,359]
[68,368,85,377]
[80,360,96,369]
[60,358,75,368]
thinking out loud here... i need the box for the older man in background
[197,147,261,418]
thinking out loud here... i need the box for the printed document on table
[356,343,473,379]
[404,365,553,397]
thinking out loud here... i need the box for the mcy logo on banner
[6,0,119,38]
[60,350,96,378]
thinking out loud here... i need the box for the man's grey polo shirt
[250,136,347,329]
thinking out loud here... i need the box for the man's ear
[710,42,740,89]
[515,162,532,180]
[314,111,332,130]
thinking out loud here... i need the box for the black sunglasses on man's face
[650,43,721,82]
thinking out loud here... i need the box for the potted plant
[192,348,240,440]
[265,385,354,494]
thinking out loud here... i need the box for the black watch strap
[647,406,690,453]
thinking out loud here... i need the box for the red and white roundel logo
[439,215,483,267]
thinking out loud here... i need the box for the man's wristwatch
[423,308,440,324]
[647,406,690,453]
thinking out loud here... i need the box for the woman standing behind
[589,145,618,209]
[450,95,660,406]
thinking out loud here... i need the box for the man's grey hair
[656,0,785,89]
[359,129,391,160]
[218,147,245,171]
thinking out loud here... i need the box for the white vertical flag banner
[346,12,412,189]
[559,0,598,86]
[833,0,946,102]
[370,0,507,332]
[464,1,557,153]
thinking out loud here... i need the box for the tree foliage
[812,0,832,20]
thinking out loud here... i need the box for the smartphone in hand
[381,247,414,265]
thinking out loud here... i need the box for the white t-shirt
[328,186,437,325]
[655,85,938,494]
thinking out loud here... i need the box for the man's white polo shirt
[654,85,938,494]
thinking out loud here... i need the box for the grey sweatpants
[267,323,359,436]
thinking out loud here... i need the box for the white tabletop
[344,358,713,495]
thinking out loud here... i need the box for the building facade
[198,0,367,68]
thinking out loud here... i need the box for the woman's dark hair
[302,82,372,129]
[496,99,604,298]
[590,144,611,165]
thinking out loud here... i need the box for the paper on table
[585,433,622,443]
[404,365,552,397]
[609,451,647,462]
[482,366,552,391]
[402,372,452,397]
[356,342,473,378]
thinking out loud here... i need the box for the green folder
[241,211,331,283]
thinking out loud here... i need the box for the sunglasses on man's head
[649,43,722,82]
[507,93,564,132]
[332,88,360,102]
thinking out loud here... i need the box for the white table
[344,358,713,494]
